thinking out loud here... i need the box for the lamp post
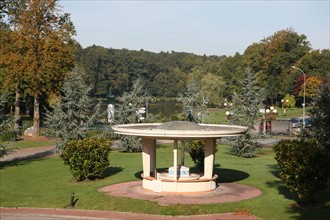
[263,106,277,134]
[224,100,233,123]
[291,66,306,129]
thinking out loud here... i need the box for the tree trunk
[14,86,21,138]
[32,96,40,137]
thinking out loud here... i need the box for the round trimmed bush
[61,138,111,181]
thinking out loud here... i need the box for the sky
[59,0,330,56]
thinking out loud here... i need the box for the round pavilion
[112,121,248,193]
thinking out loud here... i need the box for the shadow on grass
[0,157,50,169]
[102,166,124,178]
[267,164,330,220]
[133,166,250,183]
[134,170,143,180]
[214,167,250,183]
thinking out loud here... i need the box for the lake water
[148,99,183,116]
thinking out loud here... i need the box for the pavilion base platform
[142,173,218,193]
[98,180,262,206]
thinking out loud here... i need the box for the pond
[147,99,182,116]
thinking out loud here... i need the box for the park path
[0,145,56,162]
[0,207,259,220]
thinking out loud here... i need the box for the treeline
[77,28,329,105]
[76,46,225,98]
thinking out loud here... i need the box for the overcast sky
[59,0,330,56]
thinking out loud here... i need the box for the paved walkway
[0,207,259,220]
[0,138,261,220]
[0,145,56,162]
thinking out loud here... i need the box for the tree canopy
[1,0,77,136]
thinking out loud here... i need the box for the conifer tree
[44,67,101,151]
[310,78,330,151]
[113,78,152,152]
[177,81,208,123]
[231,69,265,157]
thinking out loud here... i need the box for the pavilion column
[181,140,185,166]
[142,138,156,177]
[173,140,178,180]
[204,139,216,179]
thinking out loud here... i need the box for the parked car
[290,117,302,128]
[290,117,312,135]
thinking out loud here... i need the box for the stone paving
[99,181,262,206]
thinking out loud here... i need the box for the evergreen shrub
[61,138,111,181]
[273,139,329,203]
[187,140,218,171]
[187,140,205,171]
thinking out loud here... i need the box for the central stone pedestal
[141,173,218,193]
[168,165,190,177]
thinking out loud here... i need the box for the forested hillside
[76,46,225,98]
[76,29,329,105]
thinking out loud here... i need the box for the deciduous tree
[3,0,77,137]
[299,76,322,99]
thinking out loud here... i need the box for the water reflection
[148,99,182,116]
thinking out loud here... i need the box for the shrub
[187,140,218,171]
[273,139,329,203]
[187,140,205,171]
[61,138,111,181]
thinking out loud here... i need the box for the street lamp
[291,66,306,129]
[263,106,277,134]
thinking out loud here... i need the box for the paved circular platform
[99,181,262,206]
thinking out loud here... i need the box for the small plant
[0,93,16,157]
[273,139,329,203]
[61,138,111,181]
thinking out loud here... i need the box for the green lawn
[0,144,329,219]
[205,107,309,124]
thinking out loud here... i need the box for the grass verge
[0,144,329,219]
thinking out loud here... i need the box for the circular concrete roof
[112,121,248,139]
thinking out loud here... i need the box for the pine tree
[309,78,330,151]
[113,78,152,152]
[177,81,208,123]
[44,67,101,151]
[231,69,266,157]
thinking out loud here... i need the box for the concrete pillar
[181,140,185,166]
[142,138,156,177]
[204,139,216,179]
[173,140,178,180]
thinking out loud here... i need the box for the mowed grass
[1,144,329,219]
[206,107,308,124]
